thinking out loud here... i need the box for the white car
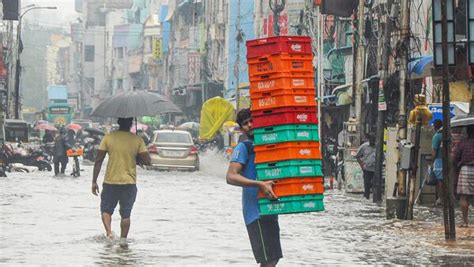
[147,129,200,171]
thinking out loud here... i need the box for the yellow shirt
[98,131,147,185]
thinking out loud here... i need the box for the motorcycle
[67,147,83,177]
[40,142,55,163]
[1,143,52,171]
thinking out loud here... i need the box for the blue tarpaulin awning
[408,55,433,79]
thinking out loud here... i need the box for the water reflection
[94,236,141,266]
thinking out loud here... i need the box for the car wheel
[194,158,200,171]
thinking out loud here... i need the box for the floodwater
[0,151,473,265]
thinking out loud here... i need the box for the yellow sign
[152,38,163,60]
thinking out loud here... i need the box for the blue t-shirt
[230,141,260,225]
[432,131,443,159]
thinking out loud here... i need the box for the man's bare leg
[101,213,113,238]
[120,217,131,238]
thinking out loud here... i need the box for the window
[117,79,123,89]
[84,45,95,62]
[115,47,124,59]
[154,132,192,143]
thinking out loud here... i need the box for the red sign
[263,14,288,37]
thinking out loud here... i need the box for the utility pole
[396,0,409,198]
[14,19,21,119]
[373,0,394,203]
[235,0,242,112]
[406,107,422,219]
[14,6,57,119]
[269,0,286,36]
[470,80,474,114]
[354,0,366,142]
[440,0,456,241]
[6,21,14,119]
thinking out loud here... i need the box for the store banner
[152,38,163,60]
[188,52,201,85]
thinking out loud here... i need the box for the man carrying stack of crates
[226,36,324,266]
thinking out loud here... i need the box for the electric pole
[373,0,395,203]
[440,0,456,241]
[406,106,422,219]
[396,0,410,198]
[354,0,366,143]
[269,0,286,36]
[235,0,242,112]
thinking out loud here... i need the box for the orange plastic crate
[248,54,314,75]
[250,88,316,111]
[254,141,321,163]
[67,148,84,157]
[246,36,313,58]
[257,177,324,198]
[249,72,315,92]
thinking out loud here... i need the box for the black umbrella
[83,127,105,135]
[90,90,182,118]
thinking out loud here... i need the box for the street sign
[378,80,387,111]
[428,104,455,125]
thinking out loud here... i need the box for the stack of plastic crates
[246,36,324,215]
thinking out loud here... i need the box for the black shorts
[246,215,283,264]
[100,183,137,218]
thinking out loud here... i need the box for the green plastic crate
[254,124,319,145]
[256,160,323,180]
[259,194,324,215]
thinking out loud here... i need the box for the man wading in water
[91,117,150,241]
[226,109,282,266]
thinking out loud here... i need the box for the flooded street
[1,152,473,265]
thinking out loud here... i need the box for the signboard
[188,52,201,85]
[428,104,455,125]
[378,80,387,111]
[263,14,288,37]
[152,38,163,60]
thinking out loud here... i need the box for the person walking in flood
[91,117,150,240]
[356,134,376,199]
[431,119,444,205]
[226,109,282,267]
[453,125,474,227]
[53,127,70,176]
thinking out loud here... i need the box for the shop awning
[408,55,433,79]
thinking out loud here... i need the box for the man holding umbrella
[91,118,151,240]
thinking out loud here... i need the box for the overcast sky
[21,0,78,31]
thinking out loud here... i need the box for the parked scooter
[1,143,52,171]
[40,142,55,163]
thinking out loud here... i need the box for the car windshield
[155,132,191,143]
